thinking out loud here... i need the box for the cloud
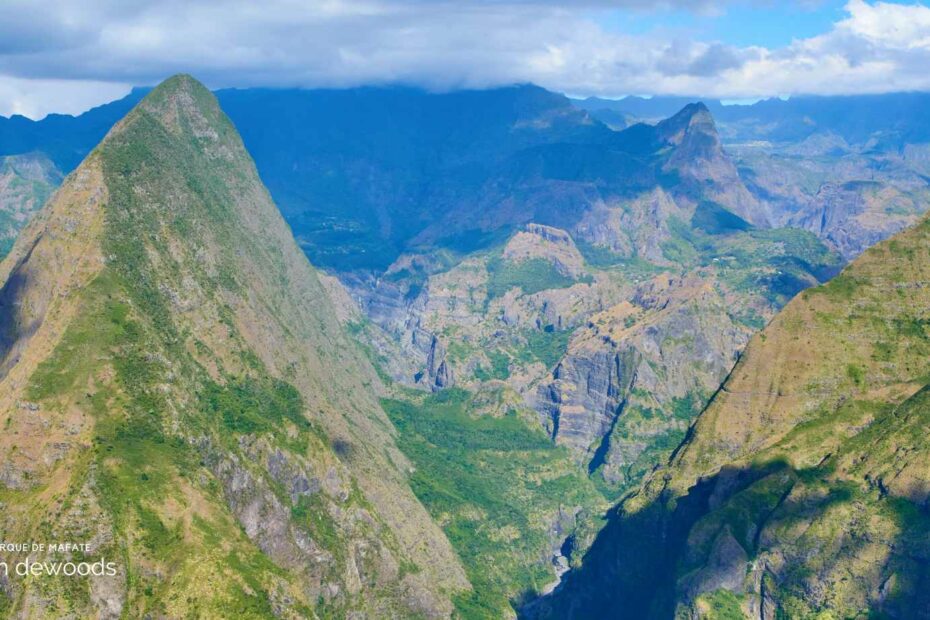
[0,76,131,119]
[722,0,930,96]
[1,0,930,119]
[686,44,760,77]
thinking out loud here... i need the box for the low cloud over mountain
[3,1,930,118]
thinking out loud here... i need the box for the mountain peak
[105,73,225,145]
[0,73,467,616]
[142,73,213,107]
[651,101,771,226]
[656,101,717,147]
[676,101,711,116]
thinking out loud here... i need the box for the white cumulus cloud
[1,0,929,118]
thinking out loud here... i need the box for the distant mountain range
[574,92,930,147]
[5,87,930,268]
[3,81,930,617]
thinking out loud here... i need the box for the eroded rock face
[214,450,319,568]
[536,346,636,459]
[730,133,930,262]
[789,181,921,259]
[424,333,454,389]
[503,223,586,277]
[534,272,751,485]
[573,188,683,263]
[342,271,457,391]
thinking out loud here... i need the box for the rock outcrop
[656,103,771,227]
[534,273,752,485]
[503,223,586,277]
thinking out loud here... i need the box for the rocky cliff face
[732,135,930,261]
[534,272,751,487]
[0,75,466,618]
[347,215,839,498]
[529,205,930,619]
[503,223,586,278]
[572,187,684,263]
[788,180,928,259]
[653,103,770,228]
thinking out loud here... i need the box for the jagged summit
[594,99,771,228]
[0,74,466,618]
[99,74,231,158]
[656,101,722,156]
[655,101,716,144]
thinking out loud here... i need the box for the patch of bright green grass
[474,350,511,381]
[516,328,572,370]
[486,257,590,300]
[201,377,309,435]
[576,241,668,280]
[382,388,604,619]
[697,589,747,620]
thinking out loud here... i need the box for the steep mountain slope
[0,75,467,618]
[529,199,930,618]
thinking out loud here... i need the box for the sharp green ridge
[0,74,467,618]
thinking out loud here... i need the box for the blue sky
[2,0,930,119]
[597,2,850,47]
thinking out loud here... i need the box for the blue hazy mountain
[0,87,149,171]
[574,92,930,147]
[575,95,729,122]
[214,85,614,269]
[215,89,777,271]
[4,85,930,271]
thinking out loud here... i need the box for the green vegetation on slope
[576,241,668,279]
[518,328,573,370]
[25,266,303,618]
[486,257,591,300]
[382,388,604,619]
[2,75,456,619]
[663,215,841,305]
[695,589,747,620]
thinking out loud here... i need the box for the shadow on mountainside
[520,456,930,619]
[0,235,44,379]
